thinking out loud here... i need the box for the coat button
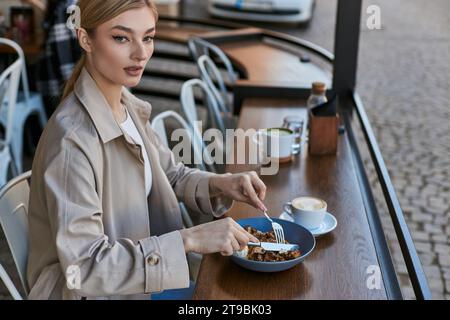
[147,254,160,266]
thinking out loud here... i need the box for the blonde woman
[27,0,267,300]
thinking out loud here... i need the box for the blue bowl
[230,217,316,272]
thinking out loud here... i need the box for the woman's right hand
[179,217,259,256]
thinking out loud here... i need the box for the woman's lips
[124,66,143,77]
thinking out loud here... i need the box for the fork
[262,210,285,244]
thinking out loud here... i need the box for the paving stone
[446,281,450,293]
[424,223,444,235]
[433,244,450,255]
[428,196,447,208]
[438,254,450,267]
[396,263,408,275]
[404,187,417,197]
[418,252,437,266]
[428,278,444,293]
[424,265,441,279]
[393,252,406,264]
[425,206,446,216]
[411,213,433,223]
[415,241,432,253]
[401,286,416,300]
[442,268,450,280]
[432,292,445,300]
[431,234,449,244]
[433,215,449,226]
[427,204,448,215]
[412,231,430,242]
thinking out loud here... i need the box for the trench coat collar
[74,67,152,144]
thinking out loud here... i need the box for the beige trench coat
[26,68,233,300]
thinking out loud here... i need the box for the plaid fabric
[36,0,81,99]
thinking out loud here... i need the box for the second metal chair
[0,171,32,300]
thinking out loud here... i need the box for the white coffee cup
[283,196,327,230]
[253,127,294,164]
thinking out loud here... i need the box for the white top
[119,108,152,196]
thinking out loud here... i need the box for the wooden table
[156,23,212,43]
[193,98,388,300]
[220,40,312,83]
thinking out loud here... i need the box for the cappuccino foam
[293,197,326,211]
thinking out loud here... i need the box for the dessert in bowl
[231,217,315,272]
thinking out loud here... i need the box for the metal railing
[351,93,432,300]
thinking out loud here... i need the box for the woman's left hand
[209,171,267,212]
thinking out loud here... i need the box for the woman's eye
[113,36,129,43]
[143,36,154,43]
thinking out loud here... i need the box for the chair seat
[0,171,31,299]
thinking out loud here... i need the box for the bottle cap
[312,82,326,95]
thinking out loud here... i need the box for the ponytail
[62,54,86,101]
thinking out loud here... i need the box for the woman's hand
[179,217,259,256]
[209,171,267,212]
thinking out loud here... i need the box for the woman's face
[87,7,156,88]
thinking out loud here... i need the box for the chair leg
[180,203,194,228]
[10,157,19,178]
[0,154,11,187]
[0,263,23,300]
[10,125,23,174]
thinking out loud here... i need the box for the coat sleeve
[149,126,234,218]
[43,135,189,298]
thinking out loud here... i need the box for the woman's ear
[77,28,92,53]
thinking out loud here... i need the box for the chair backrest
[197,54,234,119]
[0,171,31,298]
[151,112,208,228]
[151,110,212,171]
[188,37,237,84]
[180,78,226,135]
[0,57,23,145]
[0,38,30,102]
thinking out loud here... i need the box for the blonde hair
[62,0,158,100]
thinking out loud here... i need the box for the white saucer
[279,211,337,237]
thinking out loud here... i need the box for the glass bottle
[307,82,328,110]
